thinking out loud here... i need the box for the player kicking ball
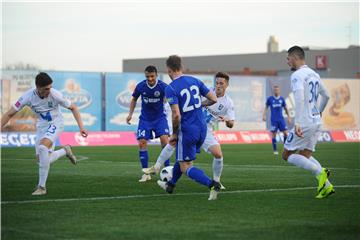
[143,72,235,193]
[263,85,291,155]
[1,72,88,196]
[282,46,334,199]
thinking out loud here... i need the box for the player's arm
[318,81,330,116]
[262,105,268,121]
[169,104,181,145]
[283,105,291,123]
[201,91,217,107]
[293,89,304,137]
[126,97,138,124]
[67,104,88,137]
[1,107,18,130]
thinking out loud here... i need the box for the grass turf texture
[2,143,360,240]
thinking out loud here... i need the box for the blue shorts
[176,126,207,161]
[137,117,170,140]
[270,119,288,132]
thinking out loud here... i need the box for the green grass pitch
[2,143,360,240]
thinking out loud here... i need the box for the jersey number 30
[180,85,201,112]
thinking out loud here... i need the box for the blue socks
[139,150,148,168]
[169,161,182,185]
[186,166,212,187]
[272,138,277,151]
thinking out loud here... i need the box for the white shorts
[202,128,220,153]
[35,122,64,155]
[284,124,321,152]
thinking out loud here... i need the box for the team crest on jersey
[48,102,53,108]
[154,91,160,97]
[218,104,224,111]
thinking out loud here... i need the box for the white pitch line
[2,185,359,205]
[2,158,359,171]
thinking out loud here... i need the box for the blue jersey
[165,75,210,130]
[266,96,286,122]
[132,80,168,121]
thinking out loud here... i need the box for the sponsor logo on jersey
[15,101,21,108]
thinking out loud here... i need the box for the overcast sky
[2,0,359,72]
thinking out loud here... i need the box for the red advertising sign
[330,130,360,142]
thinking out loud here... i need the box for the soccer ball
[160,166,173,182]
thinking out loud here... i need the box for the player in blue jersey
[262,85,291,155]
[156,55,221,200]
[126,65,170,182]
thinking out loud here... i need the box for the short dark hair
[35,72,53,87]
[215,72,230,83]
[287,46,305,59]
[166,55,182,71]
[144,65,157,74]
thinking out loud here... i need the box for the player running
[1,72,88,196]
[126,65,171,182]
[282,46,334,199]
[143,72,235,191]
[262,85,291,154]
[150,55,221,200]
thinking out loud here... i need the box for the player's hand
[169,134,178,145]
[295,125,303,138]
[287,116,292,124]
[218,116,226,122]
[126,115,132,125]
[80,128,88,138]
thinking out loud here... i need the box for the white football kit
[202,93,235,152]
[284,65,329,152]
[13,88,71,154]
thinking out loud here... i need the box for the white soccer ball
[160,166,173,182]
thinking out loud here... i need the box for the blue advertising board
[49,71,102,131]
[105,73,146,131]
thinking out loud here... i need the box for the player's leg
[159,135,171,166]
[270,121,278,154]
[156,118,171,167]
[283,126,333,197]
[33,123,63,195]
[33,137,53,195]
[279,118,288,143]
[137,120,152,182]
[271,131,278,154]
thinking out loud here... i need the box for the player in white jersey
[282,46,334,199]
[142,72,234,191]
[1,72,88,196]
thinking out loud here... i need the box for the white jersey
[290,65,326,127]
[203,92,235,130]
[13,88,71,128]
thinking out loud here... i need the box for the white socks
[49,148,66,164]
[154,144,175,169]
[38,145,50,188]
[212,157,223,182]
[287,154,322,176]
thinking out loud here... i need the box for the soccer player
[156,55,221,200]
[282,46,334,199]
[143,72,235,190]
[1,72,88,196]
[126,65,170,182]
[262,85,291,155]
